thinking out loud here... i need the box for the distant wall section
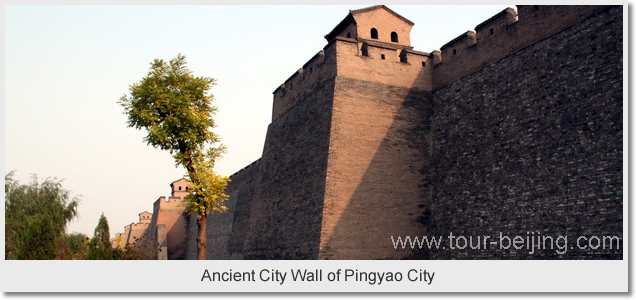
[206,159,260,259]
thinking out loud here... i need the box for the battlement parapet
[129,222,149,228]
[440,31,476,52]
[334,37,433,90]
[228,159,260,191]
[474,7,518,35]
[432,5,609,89]
[272,31,439,121]
[272,43,335,121]
[153,195,186,210]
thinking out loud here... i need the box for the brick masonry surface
[430,6,622,259]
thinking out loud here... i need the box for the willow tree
[5,172,80,259]
[119,54,229,260]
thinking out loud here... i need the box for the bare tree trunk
[197,216,207,260]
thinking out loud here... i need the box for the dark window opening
[391,32,398,43]
[453,49,457,55]
[347,32,351,38]
[490,28,494,35]
[381,54,386,60]
[178,186,182,191]
[370,28,378,39]
[422,61,426,67]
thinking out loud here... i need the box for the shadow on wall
[319,67,433,260]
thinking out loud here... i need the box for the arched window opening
[391,32,399,43]
[370,28,378,39]
[178,186,182,191]
[347,32,351,38]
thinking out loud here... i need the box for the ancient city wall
[205,159,260,259]
[124,222,150,247]
[147,196,189,259]
[433,5,607,89]
[239,41,340,259]
[430,5,622,259]
[198,5,622,261]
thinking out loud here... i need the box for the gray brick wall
[430,6,622,259]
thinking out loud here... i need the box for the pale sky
[5,5,513,237]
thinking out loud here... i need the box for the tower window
[381,54,386,60]
[490,28,494,35]
[178,186,182,191]
[422,61,426,67]
[453,49,457,55]
[391,32,399,43]
[370,28,378,39]
[347,32,351,38]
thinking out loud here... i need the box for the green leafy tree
[119,54,229,259]
[19,214,57,259]
[67,232,90,260]
[5,171,80,259]
[113,244,152,260]
[87,213,113,260]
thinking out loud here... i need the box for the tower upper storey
[138,211,152,224]
[325,5,414,49]
[170,177,192,199]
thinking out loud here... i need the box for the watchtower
[239,5,433,260]
[138,211,152,224]
[325,5,414,49]
[170,177,192,199]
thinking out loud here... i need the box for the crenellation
[228,159,260,180]
[361,41,399,61]
[433,5,608,89]
[399,48,432,75]
[336,38,432,91]
[227,159,260,190]
[474,7,518,36]
[439,31,476,60]
[271,45,334,121]
[302,49,326,71]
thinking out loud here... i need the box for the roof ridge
[351,5,414,25]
